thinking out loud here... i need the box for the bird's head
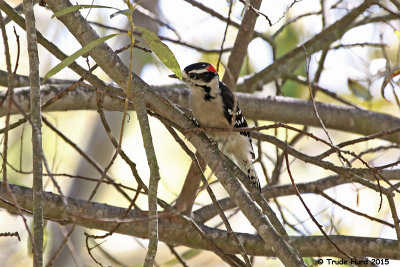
[170,62,219,88]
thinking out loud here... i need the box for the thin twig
[386,195,400,247]
[46,225,77,267]
[183,214,245,267]
[0,231,20,241]
[272,11,321,38]
[0,9,36,265]
[88,20,231,54]
[12,26,20,74]
[284,152,352,259]
[303,45,347,167]
[319,191,394,228]
[42,117,133,201]
[217,0,233,71]
[174,150,205,214]
[288,74,363,109]
[167,245,189,267]
[273,0,305,26]
[84,233,107,267]
[57,225,83,267]
[238,0,272,26]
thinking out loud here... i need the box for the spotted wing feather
[219,82,255,160]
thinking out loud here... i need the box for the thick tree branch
[194,170,400,223]
[2,84,400,144]
[0,182,399,260]
[222,0,262,89]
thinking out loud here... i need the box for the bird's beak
[168,74,179,79]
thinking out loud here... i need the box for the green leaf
[51,5,119,18]
[303,257,317,267]
[43,33,119,80]
[136,26,182,79]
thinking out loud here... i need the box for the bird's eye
[189,73,198,79]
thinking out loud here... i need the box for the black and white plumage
[181,62,261,191]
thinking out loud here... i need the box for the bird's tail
[237,158,261,192]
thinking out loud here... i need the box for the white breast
[189,89,230,129]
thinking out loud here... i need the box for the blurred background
[1,0,400,266]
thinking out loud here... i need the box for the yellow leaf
[136,26,182,79]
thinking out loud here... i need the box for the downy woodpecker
[176,62,261,191]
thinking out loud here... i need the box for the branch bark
[2,84,400,144]
[194,170,400,223]
[238,0,376,92]
[1,0,398,264]
[23,0,43,265]
[125,9,161,265]
[222,0,262,89]
[42,0,304,264]
[0,182,399,260]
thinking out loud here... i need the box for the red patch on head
[206,64,217,73]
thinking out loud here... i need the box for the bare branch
[23,1,44,264]
[1,0,399,264]
[0,182,399,259]
[238,0,377,92]
[387,195,400,247]
[2,84,400,144]
[284,152,351,259]
[0,7,35,265]
[163,122,251,266]
[194,170,400,223]
[42,0,304,264]
[222,0,262,89]
[175,151,205,214]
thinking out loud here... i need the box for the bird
[173,62,261,191]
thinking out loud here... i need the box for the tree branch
[222,0,262,89]
[23,0,43,265]
[238,0,377,92]
[0,181,399,260]
[2,83,400,144]
[175,151,206,214]
[194,170,400,223]
[42,0,304,264]
[1,0,398,264]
